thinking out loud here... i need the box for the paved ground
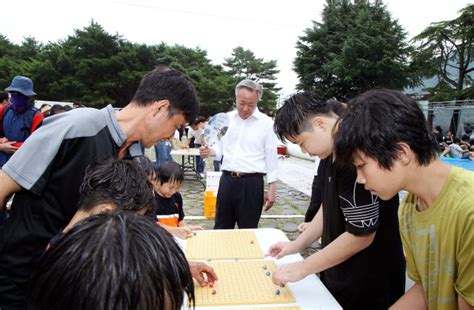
[145,147,320,257]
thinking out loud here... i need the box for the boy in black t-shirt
[269,93,405,309]
[49,158,156,248]
[152,161,202,239]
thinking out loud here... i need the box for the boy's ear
[397,143,414,165]
[100,204,116,214]
[152,100,170,117]
[310,116,325,129]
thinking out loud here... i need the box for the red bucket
[277,145,287,155]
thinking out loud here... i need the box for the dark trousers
[193,143,205,173]
[214,174,264,229]
[154,141,172,168]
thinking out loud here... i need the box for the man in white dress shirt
[200,79,278,228]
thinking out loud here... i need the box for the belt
[222,170,265,178]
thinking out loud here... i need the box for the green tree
[412,4,473,99]
[28,21,152,107]
[224,46,280,114]
[157,44,236,117]
[294,0,415,100]
[0,35,40,88]
[1,22,240,115]
[411,4,473,132]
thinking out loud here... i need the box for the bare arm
[458,294,473,310]
[293,205,324,250]
[268,206,324,259]
[303,230,375,274]
[263,182,276,211]
[389,284,427,310]
[272,229,375,286]
[178,219,203,231]
[0,170,21,211]
[157,223,192,239]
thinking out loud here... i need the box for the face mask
[10,93,30,113]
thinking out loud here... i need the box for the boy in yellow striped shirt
[335,89,474,310]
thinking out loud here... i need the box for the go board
[194,260,295,306]
[185,230,263,260]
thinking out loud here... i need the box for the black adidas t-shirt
[318,155,405,309]
[0,106,126,303]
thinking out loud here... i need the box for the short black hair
[461,134,471,142]
[49,104,67,115]
[273,92,347,142]
[29,212,195,310]
[134,155,156,178]
[155,160,184,185]
[78,159,154,212]
[0,92,8,102]
[191,116,206,126]
[132,67,200,123]
[335,89,437,169]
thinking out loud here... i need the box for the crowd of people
[0,68,472,310]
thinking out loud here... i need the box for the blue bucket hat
[5,76,37,96]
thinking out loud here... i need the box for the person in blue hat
[0,76,44,168]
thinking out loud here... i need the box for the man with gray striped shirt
[0,68,200,308]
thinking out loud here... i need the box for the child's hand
[189,225,203,231]
[188,261,219,287]
[267,241,297,259]
[272,261,308,286]
[176,227,193,239]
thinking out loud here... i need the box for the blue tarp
[440,157,474,171]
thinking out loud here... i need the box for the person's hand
[0,141,19,154]
[297,222,310,233]
[175,226,193,239]
[199,145,215,158]
[266,241,298,259]
[0,137,7,143]
[272,261,308,286]
[189,225,203,231]
[188,261,219,287]
[263,183,276,211]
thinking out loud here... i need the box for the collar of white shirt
[231,107,266,121]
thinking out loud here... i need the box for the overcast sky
[1,0,471,96]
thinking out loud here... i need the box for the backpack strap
[30,113,44,134]
[0,104,9,137]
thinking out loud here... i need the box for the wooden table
[176,228,342,309]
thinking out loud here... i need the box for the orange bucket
[203,191,217,219]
